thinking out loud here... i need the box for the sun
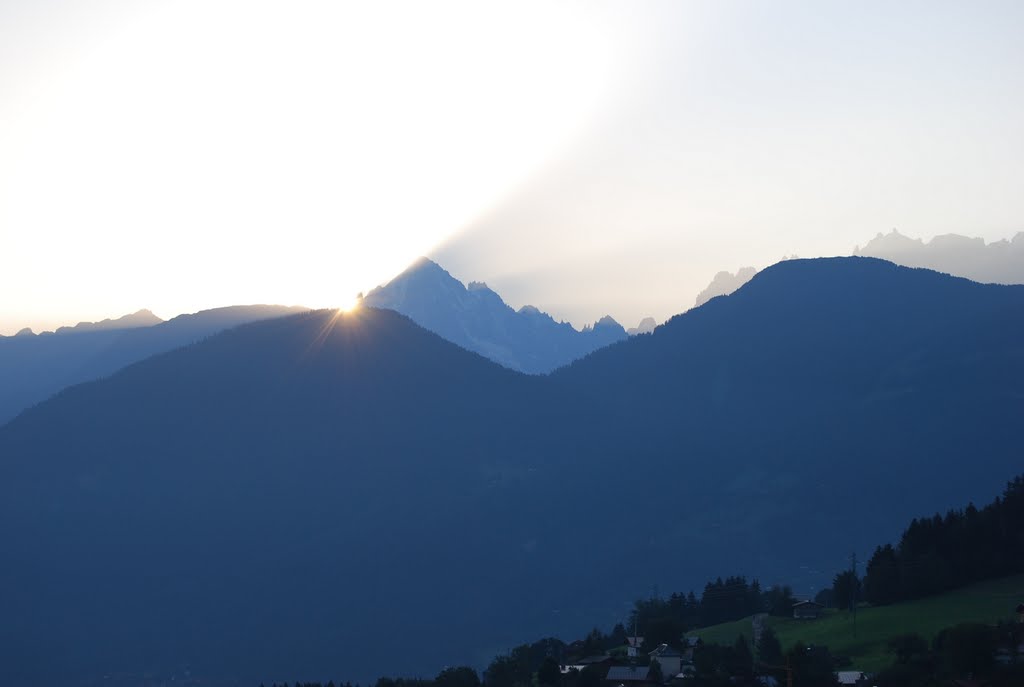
[338,294,363,314]
[0,1,620,328]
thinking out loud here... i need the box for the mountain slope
[362,258,627,373]
[0,304,308,425]
[692,574,1024,673]
[1,258,1023,685]
[0,308,544,686]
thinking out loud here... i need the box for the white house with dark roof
[648,644,683,678]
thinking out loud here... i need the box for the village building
[561,655,612,674]
[604,665,654,687]
[792,600,824,620]
[647,644,683,678]
[835,671,870,686]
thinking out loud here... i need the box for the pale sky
[2,1,1023,334]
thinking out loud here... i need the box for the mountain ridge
[0,304,308,426]
[1,257,1022,685]
[362,258,627,374]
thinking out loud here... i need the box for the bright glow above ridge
[0,0,619,333]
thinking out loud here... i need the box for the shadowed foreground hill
[1,258,1023,685]
[0,308,543,686]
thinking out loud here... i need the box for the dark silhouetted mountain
[855,229,1024,284]
[362,258,627,373]
[51,308,164,335]
[1,258,1023,686]
[0,304,307,426]
[626,316,657,336]
[693,266,758,307]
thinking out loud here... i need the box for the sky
[2,1,1024,334]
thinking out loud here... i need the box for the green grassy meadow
[687,574,1024,673]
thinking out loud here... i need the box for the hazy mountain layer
[855,229,1024,284]
[362,258,627,373]
[693,266,758,307]
[626,316,657,336]
[1,258,1022,685]
[9,309,164,337]
[0,304,307,425]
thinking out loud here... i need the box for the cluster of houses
[559,635,703,687]
[553,599,1024,687]
[555,601,860,687]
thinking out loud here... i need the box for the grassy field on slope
[688,574,1024,673]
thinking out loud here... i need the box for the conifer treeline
[863,475,1024,605]
[626,577,799,648]
[263,475,1024,687]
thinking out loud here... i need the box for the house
[626,636,645,658]
[648,644,683,678]
[561,655,613,674]
[835,671,870,686]
[604,665,653,687]
[792,600,824,619]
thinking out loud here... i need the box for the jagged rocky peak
[627,317,657,336]
[593,315,622,329]
[694,267,759,307]
[361,257,628,373]
[853,229,1024,285]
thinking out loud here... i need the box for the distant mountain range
[693,266,759,307]
[11,308,165,337]
[855,229,1024,284]
[362,258,628,373]
[626,316,657,336]
[0,260,640,423]
[0,305,307,425]
[2,257,1022,686]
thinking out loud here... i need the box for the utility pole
[850,551,858,638]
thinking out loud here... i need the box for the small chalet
[792,600,824,620]
[835,671,869,686]
[648,644,683,678]
[604,665,653,687]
